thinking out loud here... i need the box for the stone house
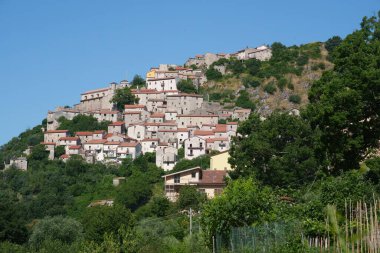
[83,139,107,161]
[67,145,82,156]
[44,130,69,144]
[193,130,215,139]
[206,138,230,152]
[124,111,143,126]
[247,45,272,61]
[157,130,177,145]
[165,111,178,121]
[103,142,120,160]
[177,128,190,146]
[162,167,227,201]
[75,131,93,143]
[141,138,159,153]
[166,94,203,115]
[92,110,119,122]
[4,157,28,171]
[58,137,80,147]
[184,136,206,160]
[46,108,80,131]
[108,121,125,134]
[156,145,178,171]
[148,113,165,123]
[177,114,219,128]
[127,124,145,141]
[146,77,178,91]
[117,142,142,160]
[93,130,106,140]
[232,108,251,121]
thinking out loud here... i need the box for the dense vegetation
[0,13,379,253]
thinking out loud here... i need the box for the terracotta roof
[109,121,124,126]
[93,130,105,134]
[40,142,56,145]
[69,145,81,150]
[81,87,109,95]
[105,141,120,145]
[158,130,177,132]
[158,142,168,146]
[151,113,165,118]
[85,139,107,144]
[75,131,93,136]
[60,154,70,159]
[158,122,177,126]
[178,114,218,117]
[214,124,227,133]
[177,128,189,132]
[194,130,214,136]
[125,104,145,109]
[141,138,160,142]
[119,142,139,147]
[206,137,229,143]
[59,137,79,141]
[198,170,227,185]
[45,130,68,134]
[124,111,142,114]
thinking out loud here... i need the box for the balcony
[188,146,204,150]
[219,143,226,147]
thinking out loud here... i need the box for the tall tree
[229,113,320,187]
[110,87,139,112]
[305,13,380,172]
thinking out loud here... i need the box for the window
[191,172,196,178]
[174,175,180,183]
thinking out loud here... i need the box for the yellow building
[210,151,233,171]
[146,68,157,80]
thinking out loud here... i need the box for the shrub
[289,94,301,104]
[264,82,277,94]
[277,78,287,91]
[242,75,260,88]
[205,68,222,81]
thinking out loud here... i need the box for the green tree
[29,216,83,249]
[245,58,261,76]
[177,186,206,210]
[177,79,197,93]
[54,145,65,158]
[235,90,255,110]
[229,113,320,187]
[110,86,139,112]
[324,35,342,53]
[200,178,275,243]
[205,68,222,81]
[57,114,109,134]
[82,205,134,243]
[305,13,380,172]
[28,144,49,161]
[130,75,146,88]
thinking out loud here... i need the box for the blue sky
[0,0,379,145]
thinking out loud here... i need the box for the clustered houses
[40,73,249,171]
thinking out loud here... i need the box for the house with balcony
[162,167,227,201]
[141,138,159,153]
[184,136,206,160]
[116,142,142,160]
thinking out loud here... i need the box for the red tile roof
[141,138,160,142]
[69,145,81,150]
[198,170,227,185]
[105,141,120,145]
[124,111,142,114]
[45,130,68,134]
[109,121,124,126]
[206,137,229,143]
[119,142,139,147]
[85,139,107,144]
[194,130,214,136]
[93,130,105,134]
[214,124,227,133]
[150,113,165,118]
[75,131,93,136]
[177,128,189,132]
[59,137,79,141]
[60,154,70,159]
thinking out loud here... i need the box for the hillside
[202,42,333,114]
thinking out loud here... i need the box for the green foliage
[325,35,342,53]
[277,77,287,91]
[242,75,260,88]
[289,94,301,104]
[54,145,65,158]
[0,121,44,169]
[29,216,83,249]
[205,68,222,81]
[28,144,49,161]
[110,86,139,112]
[245,58,261,76]
[177,186,206,210]
[264,81,277,94]
[82,205,134,243]
[305,13,380,172]
[177,79,197,93]
[218,118,227,124]
[130,74,145,88]
[229,113,320,187]
[235,90,255,110]
[172,154,211,172]
[177,147,184,159]
[57,114,109,134]
[201,178,276,243]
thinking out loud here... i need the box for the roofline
[162,166,201,177]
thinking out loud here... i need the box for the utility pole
[189,207,192,236]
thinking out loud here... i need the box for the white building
[146,77,178,91]
[184,136,206,160]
